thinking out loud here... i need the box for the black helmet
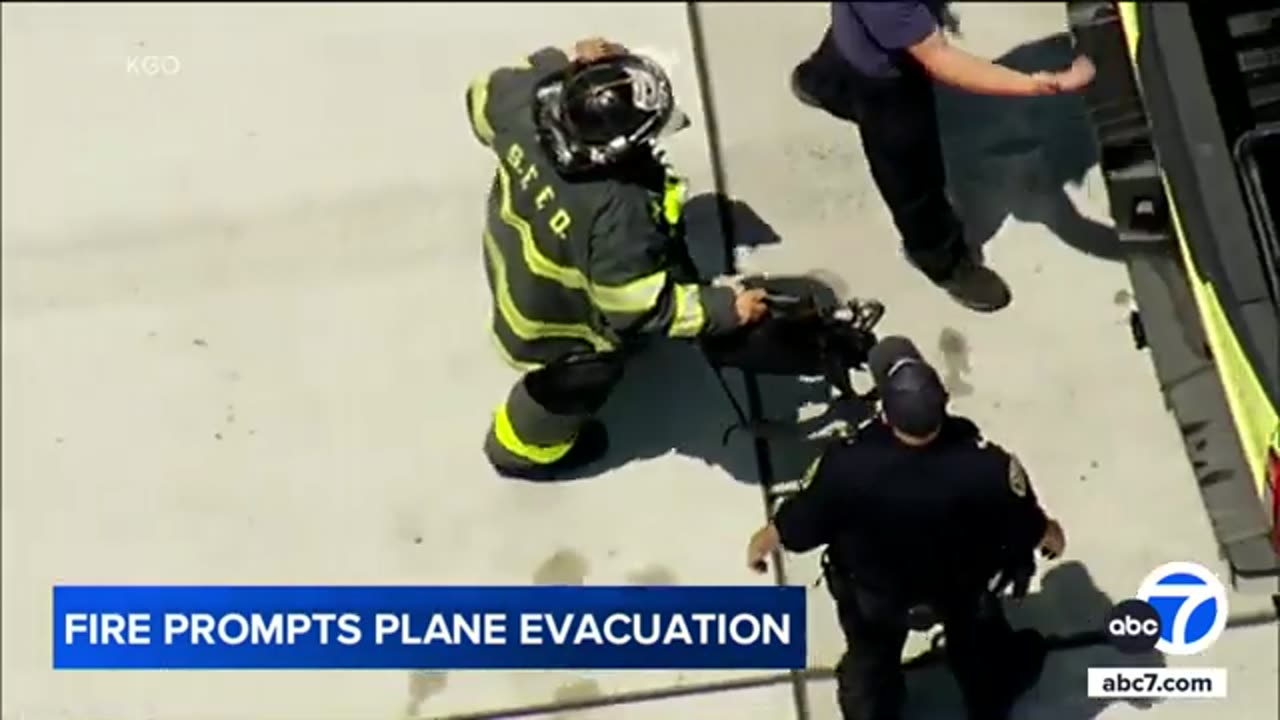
[534,54,689,175]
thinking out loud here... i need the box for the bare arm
[908,29,1046,96]
[747,452,841,574]
[908,29,1095,97]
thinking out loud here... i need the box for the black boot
[937,257,1012,313]
[493,421,610,482]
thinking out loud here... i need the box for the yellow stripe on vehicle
[483,230,614,352]
[1115,2,1141,62]
[668,283,706,337]
[1161,177,1280,496]
[1108,1,1279,502]
[495,164,667,314]
[492,402,575,464]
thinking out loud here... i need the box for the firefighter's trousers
[483,352,626,473]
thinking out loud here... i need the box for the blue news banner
[53,586,805,670]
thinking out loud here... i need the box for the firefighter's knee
[484,378,583,470]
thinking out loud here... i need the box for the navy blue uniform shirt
[773,416,1048,603]
[831,1,945,77]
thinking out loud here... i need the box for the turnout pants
[809,29,967,282]
[826,566,1042,720]
[483,351,625,473]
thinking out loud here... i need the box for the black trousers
[828,574,1037,720]
[807,29,967,282]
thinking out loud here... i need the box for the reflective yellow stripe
[668,283,706,337]
[591,271,667,312]
[484,230,614,352]
[468,74,495,146]
[1162,176,1278,495]
[493,402,575,464]
[495,164,667,313]
[663,176,686,226]
[489,331,541,372]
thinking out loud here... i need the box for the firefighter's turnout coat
[465,47,740,372]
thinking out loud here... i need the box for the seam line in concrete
[683,4,813,720]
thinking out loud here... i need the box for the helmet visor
[658,104,691,138]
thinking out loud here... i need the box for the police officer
[465,39,771,480]
[746,335,1067,720]
[789,2,1095,312]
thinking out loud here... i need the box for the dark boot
[492,420,609,481]
[937,257,1012,313]
[903,225,1011,314]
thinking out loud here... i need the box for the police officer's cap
[867,336,948,437]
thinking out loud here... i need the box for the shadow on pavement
[683,191,785,272]
[901,560,1167,719]
[936,33,1119,262]
[583,341,829,485]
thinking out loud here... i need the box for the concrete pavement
[2,2,1275,719]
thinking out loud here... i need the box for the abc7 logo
[1105,599,1163,653]
[1105,562,1229,655]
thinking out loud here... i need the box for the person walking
[791,2,1096,312]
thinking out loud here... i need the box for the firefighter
[746,335,1066,719]
[465,38,772,480]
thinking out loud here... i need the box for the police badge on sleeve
[1007,455,1028,498]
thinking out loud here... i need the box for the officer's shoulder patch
[800,436,854,488]
[1007,454,1028,498]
